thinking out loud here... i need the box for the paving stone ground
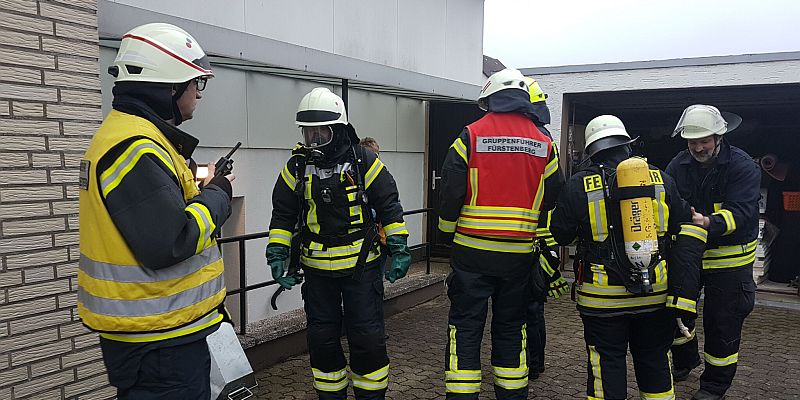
[253,289,800,399]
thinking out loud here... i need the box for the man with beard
[667,105,760,400]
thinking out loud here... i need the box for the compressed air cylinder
[616,158,658,270]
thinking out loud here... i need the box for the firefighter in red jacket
[437,68,564,400]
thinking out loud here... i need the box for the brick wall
[0,1,113,399]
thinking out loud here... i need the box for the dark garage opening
[562,83,800,286]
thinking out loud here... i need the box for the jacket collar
[112,96,199,158]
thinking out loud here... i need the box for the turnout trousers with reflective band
[445,264,530,399]
[527,300,546,375]
[671,265,755,396]
[303,264,389,399]
[101,334,211,400]
[581,310,675,400]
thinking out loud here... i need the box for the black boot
[691,388,726,400]
[672,358,701,382]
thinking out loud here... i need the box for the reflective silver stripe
[268,228,292,246]
[580,281,668,296]
[704,352,738,367]
[544,156,558,178]
[78,274,225,317]
[446,370,481,379]
[457,218,537,232]
[186,202,215,253]
[100,310,221,341]
[451,138,468,163]
[439,217,457,233]
[589,345,604,398]
[713,209,736,235]
[577,292,668,309]
[352,364,389,390]
[383,222,408,236]
[703,240,757,258]
[364,158,385,189]
[80,246,221,283]
[461,205,538,220]
[312,367,348,380]
[680,224,708,243]
[640,389,676,400]
[281,164,296,189]
[653,184,667,233]
[673,328,696,345]
[587,189,607,241]
[100,140,175,192]
[453,233,534,253]
[446,382,481,393]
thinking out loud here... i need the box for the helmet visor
[301,125,333,148]
[672,105,740,138]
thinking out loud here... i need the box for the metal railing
[218,207,434,336]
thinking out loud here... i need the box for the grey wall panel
[397,0,447,76]
[183,67,249,147]
[333,0,398,67]
[445,0,485,85]
[108,0,246,32]
[99,46,117,117]
[379,152,425,246]
[243,0,334,52]
[348,89,398,152]
[101,0,485,88]
[396,97,425,153]
[246,74,333,149]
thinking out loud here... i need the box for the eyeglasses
[195,77,208,92]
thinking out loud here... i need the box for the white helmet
[478,68,528,111]
[584,115,636,157]
[111,23,213,84]
[296,87,348,127]
[296,87,348,148]
[672,104,741,139]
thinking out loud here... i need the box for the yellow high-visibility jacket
[78,110,229,341]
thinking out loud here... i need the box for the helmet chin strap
[171,81,191,126]
[699,135,723,166]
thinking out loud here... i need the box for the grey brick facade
[0,1,112,398]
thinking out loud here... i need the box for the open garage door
[562,83,800,286]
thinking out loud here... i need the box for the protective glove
[676,317,693,339]
[385,235,411,283]
[266,244,296,289]
[548,275,570,299]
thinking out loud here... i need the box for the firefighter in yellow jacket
[437,68,564,400]
[78,24,233,399]
[267,88,411,400]
[549,115,706,400]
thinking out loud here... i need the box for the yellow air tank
[616,157,657,292]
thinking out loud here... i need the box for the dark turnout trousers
[672,265,756,396]
[581,310,675,400]
[303,265,389,400]
[445,264,530,400]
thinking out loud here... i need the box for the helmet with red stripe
[111,23,213,84]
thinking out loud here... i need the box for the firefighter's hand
[385,235,411,283]
[548,276,570,299]
[690,207,710,228]
[266,244,296,289]
[676,318,692,338]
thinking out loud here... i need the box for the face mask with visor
[301,125,334,149]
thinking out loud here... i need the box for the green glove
[548,276,570,299]
[266,244,296,289]
[385,235,411,283]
